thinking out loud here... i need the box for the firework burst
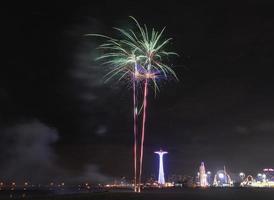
[86,16,178,192]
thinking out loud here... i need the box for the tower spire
[154,149,168,185]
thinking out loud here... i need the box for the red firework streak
[133,79,137,192]
[138,78,148,192]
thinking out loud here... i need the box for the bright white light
[239,172,245,177]
[207,171,211,175]
[262,174,266,179]
[218,173,224,179]
[257,173,262,177]
[264,168,274,172]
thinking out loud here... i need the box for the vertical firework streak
[133,65,138,192]
[138,56,152,192]
[86,17,178,192]
[138,78,148,192]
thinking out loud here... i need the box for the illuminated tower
[199,162,208,187]
[154,149,168,185]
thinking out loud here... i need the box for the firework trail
[138,78,148,192]
[133,63,138,192]
[86,17,178,192]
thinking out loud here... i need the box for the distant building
[198,162,208,187]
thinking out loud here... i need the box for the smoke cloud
[0,120,110,184]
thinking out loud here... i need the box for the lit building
[154,149,168,185]
[198,162,208,187]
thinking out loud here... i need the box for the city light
[0,155,274,191]
[218,173,224,179]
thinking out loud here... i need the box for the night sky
[2,0,274,183]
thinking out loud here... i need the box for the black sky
[2,0,274,182]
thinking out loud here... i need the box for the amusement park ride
[212,166,233,187]
[240,168,274,187]
[197,163,274,188]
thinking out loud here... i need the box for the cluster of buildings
[153,149,274,188]
[196,162,274,188]
[196,162,233,187]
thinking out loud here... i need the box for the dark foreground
[2,188,274,200]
